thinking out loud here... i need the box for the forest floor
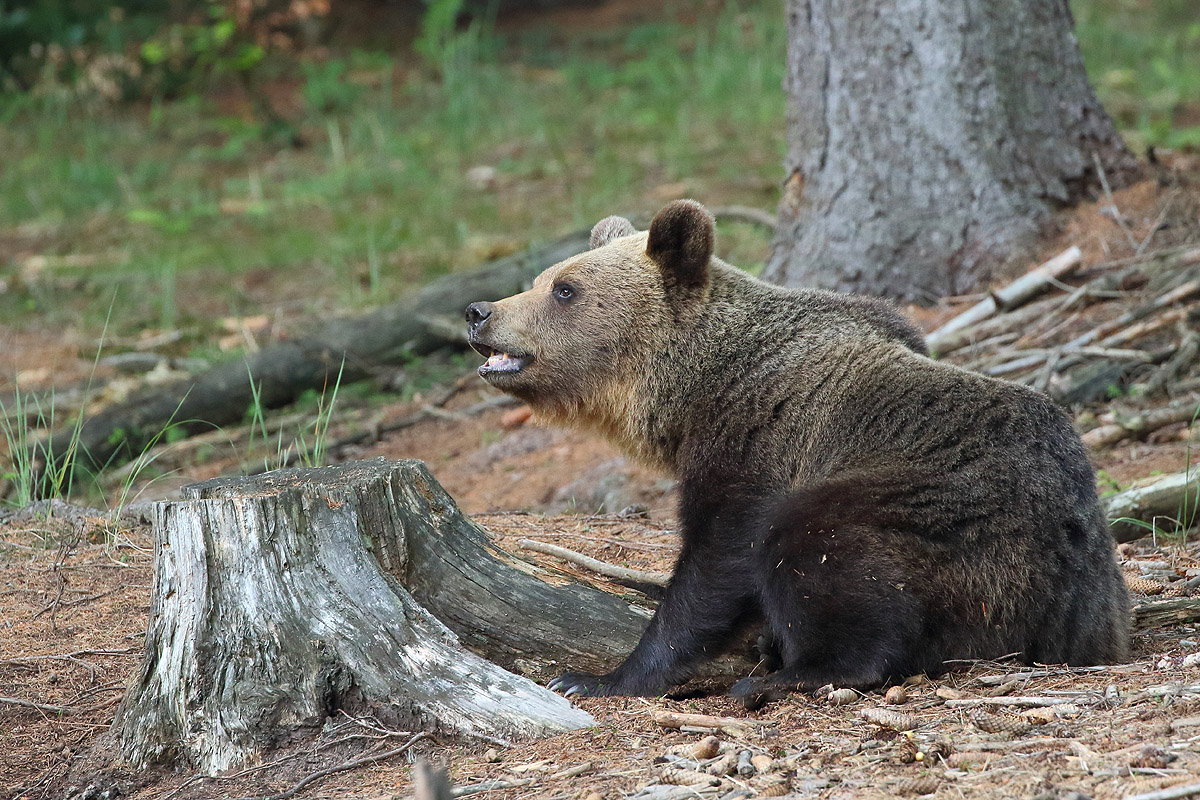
[1,168,1200,799]
[2,0,1200,796]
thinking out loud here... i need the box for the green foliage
[0,1,785,341]
[301,58,364,115]
[415,0,468,67]
[0,1,162,91]
[1074,0,1200,150]
[243,361,344,473]
[138,3,264,98]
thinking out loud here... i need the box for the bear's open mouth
[471,343,534,376]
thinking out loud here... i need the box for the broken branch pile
[927,244,1200,541]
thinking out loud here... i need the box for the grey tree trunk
[764,0,1138,302]
[114,459,652,774]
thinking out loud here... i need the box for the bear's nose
[465,301,493,331]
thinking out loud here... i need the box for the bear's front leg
[549,536,758,697]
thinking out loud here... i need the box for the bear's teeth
[484,352,520,371]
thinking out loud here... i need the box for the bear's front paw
[548,671,619,698]
[728,676,791,711]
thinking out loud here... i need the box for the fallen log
[38,229,594,483]
[1104,470,1200,543]
[114,459,657,774]
[1081,399,1199,449]
[1134,597,1200,629]
[925,246,1082,354]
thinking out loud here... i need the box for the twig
[320,395,518,460]
[0,647,138,667]
[0,695,75,715]
[451,778,538,798]
[943,695,1099,708]
[1123,781,1200,800]
[1093,152,1139,252]
[650,709,776,730]
[1136,192,1179,257]
[56,586,122,610]
[710,205,778,230]
[518,539,670,586]
[228,732,432,800]
[973,665,1138,686]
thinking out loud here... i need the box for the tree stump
[114,459,655,774]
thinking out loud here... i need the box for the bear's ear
[646,200,714,291]
[589,216,638,249]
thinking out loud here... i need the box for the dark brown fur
[465,200,1130,704]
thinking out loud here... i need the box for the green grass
[1,0,1196,353]
[0,0,786,348]
[1074,0,1200,151]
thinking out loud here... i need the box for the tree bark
[114,459,657,774]
[764,0,1137,302]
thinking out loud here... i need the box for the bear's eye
[552,283,576,303]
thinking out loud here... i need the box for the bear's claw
[549,671,613,698]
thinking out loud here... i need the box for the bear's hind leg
[737,490,932,706]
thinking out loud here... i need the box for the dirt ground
[5,485,1200,800]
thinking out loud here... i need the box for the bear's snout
[465,301,493,334]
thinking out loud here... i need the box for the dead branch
[1140,324,1200,397]
[0,695,75,715]
[925,246,1082,353]
[0,647,138,667]
[973,665,1141,685]
[943,695,1099,709]
[1105,470,1200,542]
[923,297,1061,356]
[1082,399,1200,448]
[518,539,670,587]
[1066,274,1200,349]
[650,709,777,731]
[226,732,432,800]
[710,205,779,230]
[1122,782,1200,800]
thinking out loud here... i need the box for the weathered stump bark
[115,459,656,774]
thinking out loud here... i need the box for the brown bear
[464,199,1129,705]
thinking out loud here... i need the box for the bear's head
[464,199,715,428]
